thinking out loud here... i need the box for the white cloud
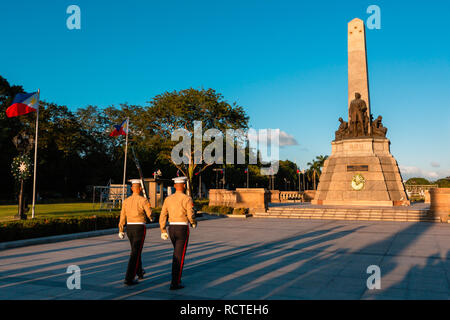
[279,131,299,147]
[247,129,299,147]
[399,165,450,181]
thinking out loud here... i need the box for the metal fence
[92,185,131,211]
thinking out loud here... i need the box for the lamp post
[245,167,249,188]
[12,132,34,220]
[302,170,306,191]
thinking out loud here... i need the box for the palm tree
[306,155,329,190]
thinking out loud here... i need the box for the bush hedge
[232,208,249,215]
[201,205,234,215]
[0,214,122,242]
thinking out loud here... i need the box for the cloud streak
[248,130,299,147]
[399,165,450,181]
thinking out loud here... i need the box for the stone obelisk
[348,18,370,128]
[311,18,409,207]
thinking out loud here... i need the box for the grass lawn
[0,203,120,222]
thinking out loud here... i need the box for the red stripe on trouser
[177,227,189,284]
[133,227,146,278]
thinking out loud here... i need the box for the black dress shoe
[137,270,145,280]
[124,279,139,286]
[170,284,185,290]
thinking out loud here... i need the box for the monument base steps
[253,206,440,223]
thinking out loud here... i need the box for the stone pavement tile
[0,284,55,299]
[49,289,121,300]
[244,269,309,286]
[379,257,429,276]
[281,273,334,290]
[380,269,411,280]
[408,277,449,293]
[312,291,364,300]
[362,288,408,300]
[379,279,408,290]
[409,266,447,279]
[174,286,229,299]
[319,276,367,295]
[275,282,325,298]
[336,264,372,280]
[300,261,346,277]
[222,289,271,300]
[2,218,448,300]
[406,289,449,300]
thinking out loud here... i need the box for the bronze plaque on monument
[347,165,368,172]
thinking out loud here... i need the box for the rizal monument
[311,18,410,207]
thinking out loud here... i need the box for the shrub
[194,199,209,210]
[0,214,120,243]
[232,208,249,215]
[200,205,233,215]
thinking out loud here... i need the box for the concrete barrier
[269,190,280,203]
[209,189,237,207]
[209,188,270,211]
[430,188,450,223]
[303,190,316,202]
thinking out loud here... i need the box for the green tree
[406,178,431,185]
[435,178,450,188]
[306,155,329,190]
[146,88,249,196]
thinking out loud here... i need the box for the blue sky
[1,0,449,180]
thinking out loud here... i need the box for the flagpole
[31,89,40,219]
[122,117,129,203]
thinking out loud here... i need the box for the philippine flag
[109,119,128,137]
[6,91,39,117]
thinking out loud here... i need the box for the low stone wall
[209,188,269,211]
[303,190,316,202]
[268,190,280,203]
[430,188,450,223]
[208,189,237,207]
[235,188,269,210]
[424,190,431,204]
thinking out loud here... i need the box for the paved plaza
[0,216,449,300]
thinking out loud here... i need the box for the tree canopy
[0,77,256,201]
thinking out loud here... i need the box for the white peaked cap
[172,176,187,184]
[129,179,141,185]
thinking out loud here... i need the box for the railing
[405,185,438,197]
[280,191,302,202]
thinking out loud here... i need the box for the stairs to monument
[253,204,440,223]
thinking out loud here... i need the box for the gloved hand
[161,232,169,240]
[191,223,197,229]
[118,232,125,240]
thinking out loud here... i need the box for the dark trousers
[125,224,146,282]
[169,225,189,286]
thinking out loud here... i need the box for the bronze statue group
[335,92,388,141]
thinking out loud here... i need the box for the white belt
[127,222,146,225]
[169,222,188,225]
